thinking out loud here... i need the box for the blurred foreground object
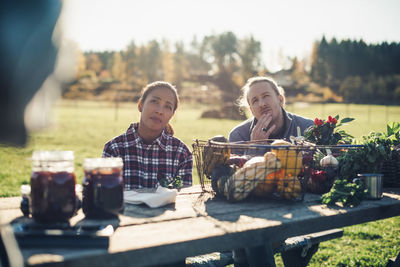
[1,1,65,266]
[0,0,75,146]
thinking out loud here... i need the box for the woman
[103,81,192,189]
[229,76,313,143]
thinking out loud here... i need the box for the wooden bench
[187,229,344,266]
[386,251,400,267]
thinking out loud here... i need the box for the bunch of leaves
[159,176,182,189]
[386,122,400,146]
[338,128,394,180]
[321,179,367,207]
[304,115,354,145]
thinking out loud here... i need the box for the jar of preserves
[30,151,76,223]
[82,158,124,219]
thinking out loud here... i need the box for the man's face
[248,81,284,123]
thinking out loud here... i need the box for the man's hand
[250,114,276,141]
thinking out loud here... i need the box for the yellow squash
[271,140,302,176]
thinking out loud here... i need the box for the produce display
[194,138,310,202]
[193,121,399,207]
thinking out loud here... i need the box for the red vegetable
[311,169,327,182]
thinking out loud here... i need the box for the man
[228,76,318,266]
[229,76,313,155]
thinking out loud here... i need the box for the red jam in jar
[30,151,76,223]
[82,158,124,219]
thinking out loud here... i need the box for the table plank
[1,187,399,267]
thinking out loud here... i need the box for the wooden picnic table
[1,185,400,267]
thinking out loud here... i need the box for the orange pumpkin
[252,169,285,197]
[276,174,302,200]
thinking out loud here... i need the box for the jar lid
[31,150,74,161]
[83,157,123,170]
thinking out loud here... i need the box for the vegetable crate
[192,139,319,202]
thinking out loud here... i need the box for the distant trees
[73,34,400,106]
[172,42,187,91]
[239,36,262,81]
[195,32,263,103]
[75,32,263,106]
[124,41,137,85]
[311,37,400,104]
[86,53,103,76]
[111,52,126,83]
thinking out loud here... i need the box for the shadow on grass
[345,231,382,240]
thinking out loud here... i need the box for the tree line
[72,33,400,105]
[311,37,400,104]
[76,32,264,103]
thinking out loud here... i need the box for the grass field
[0,99,399,266]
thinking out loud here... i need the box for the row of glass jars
[25,150,124,223]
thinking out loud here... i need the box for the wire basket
[382,144,400,187]
[192,139,362,202]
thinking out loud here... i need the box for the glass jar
[30,150,76,223]
[82,158,124,219]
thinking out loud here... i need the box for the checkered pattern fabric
[103,123,192,189]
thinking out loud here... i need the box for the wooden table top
[1,185,400,267]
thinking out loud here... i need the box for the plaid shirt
[102,123,192,189]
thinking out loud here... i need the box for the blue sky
[61,0,400,70]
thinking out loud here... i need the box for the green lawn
[1,99,399,266]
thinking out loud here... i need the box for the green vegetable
[159,176,183,189]
[338,129,394,180]
[321,179,367,207]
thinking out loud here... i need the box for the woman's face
[138,87,176,133]
[247,81,284,122]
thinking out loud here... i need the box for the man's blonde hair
[237,76,285,109]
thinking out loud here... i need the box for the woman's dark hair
[140,81,179,112]
[139,81,179,135]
